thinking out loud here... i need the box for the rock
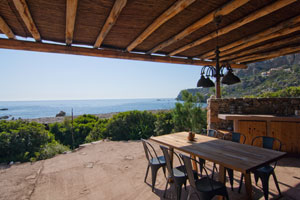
[56,111,66,117]
[0,115,9,120]
[0,108,8,111]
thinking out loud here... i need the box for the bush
[154,111,174,136]
[172,90,207,133]
[85,119,109,142]
[105,110,156,140]
[0,120,66,163]
[49,114,98,148]
[32,141,69,161]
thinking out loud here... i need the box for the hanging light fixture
[196,16,240,89]
[197,65,215,87]
[221,64,241,85]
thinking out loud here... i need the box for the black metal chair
[238,136,282,200]
[160,145,188,200]
[142,139,166,192]
[199,129,219,178]
[181,154,229,200]
[225,132,246,191]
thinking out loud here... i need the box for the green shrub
[85,118,109,142]
[49,114,98,148]
[0,120,58,163]
[32,141,69,161]
[154,111,174,136]
[105,110,156,140]
[172,90,207,133]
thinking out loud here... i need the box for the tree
[172,90,206,133]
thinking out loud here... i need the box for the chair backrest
[160,145,174,178]
[251,136,282,151]
[207,129,217,137]
[232,132,246,144]
[180,154,214,190]
[141,139,160,163]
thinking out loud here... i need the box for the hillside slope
[177,53,300,100]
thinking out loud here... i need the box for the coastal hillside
[177,53,300,100]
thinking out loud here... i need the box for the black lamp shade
[221,70,241,85]
[197,75,215,88]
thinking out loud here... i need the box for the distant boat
[0,108,8,111]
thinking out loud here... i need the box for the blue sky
[0,48,202,101]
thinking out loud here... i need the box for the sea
[0,98,181,119]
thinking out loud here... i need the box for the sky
[0,48,203,101]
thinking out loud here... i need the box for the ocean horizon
[0,98,182,119]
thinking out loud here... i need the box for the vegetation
[1,93,207,163]
[177,54,300,99]
[0,120,69,163]
[248,86,300,98]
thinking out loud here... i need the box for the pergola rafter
[202,15,300,60]
[147,0,249,54]
[66,0,78,45]
[234,45,300,63]
[169,0,297,56]
[221,35,300,62]
[94,0,127,49]
[0,16,15,39]
[12,0,41,42]
[126,0,196,52]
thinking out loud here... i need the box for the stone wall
[207,98,300,130]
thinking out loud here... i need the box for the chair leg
[254,173,259,186]
[162,166,166,178]
[227,168,234,191]
[163,178,169,198]
[272,172,282,196]
[176,184,183,200]
[144,165,150,183]
[187,189,192,200]
[238,173,244,193]
[260,173,271,200]
[151,166,160,192]
[199,159,205,176]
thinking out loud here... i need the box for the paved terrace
[0,140,299,200]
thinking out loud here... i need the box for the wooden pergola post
[215,47,221,98]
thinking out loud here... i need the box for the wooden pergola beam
[94,0,127,48]
[220,35,300,62]
[148,0,249,54]
[66,0,78,45]
[13,0,41,41]
[126,0,196,52]
[0,16,15,39]
[201,15,300,60]
[0,38,247,69]
[169,0,296,56]
[218,24,300,60]
[233,46,300,63]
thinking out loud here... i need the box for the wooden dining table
[150,132,286,200]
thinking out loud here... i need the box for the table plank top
[218,114,300,122]
[150,132,286,173]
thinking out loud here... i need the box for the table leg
[191,154,198,172]
[218,165,226,200]
[244,172,253,200]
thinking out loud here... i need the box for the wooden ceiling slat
[12,0,41,41]
[0,38,247,69]
[169,0,297,56]
[126,0,196,52]
[0,16,15,39]
[217,24,300,60]
[66,0,78,45]
[148,0,249,54]
[234,46,300,63]
[202,15,300,59]
[221,35,300,62]
[94,0,127,48]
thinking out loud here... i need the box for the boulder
[0,108,8,111]
[0,115,9,120]
[56,111,66,117]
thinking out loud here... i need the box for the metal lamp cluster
[197,64,240,88]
